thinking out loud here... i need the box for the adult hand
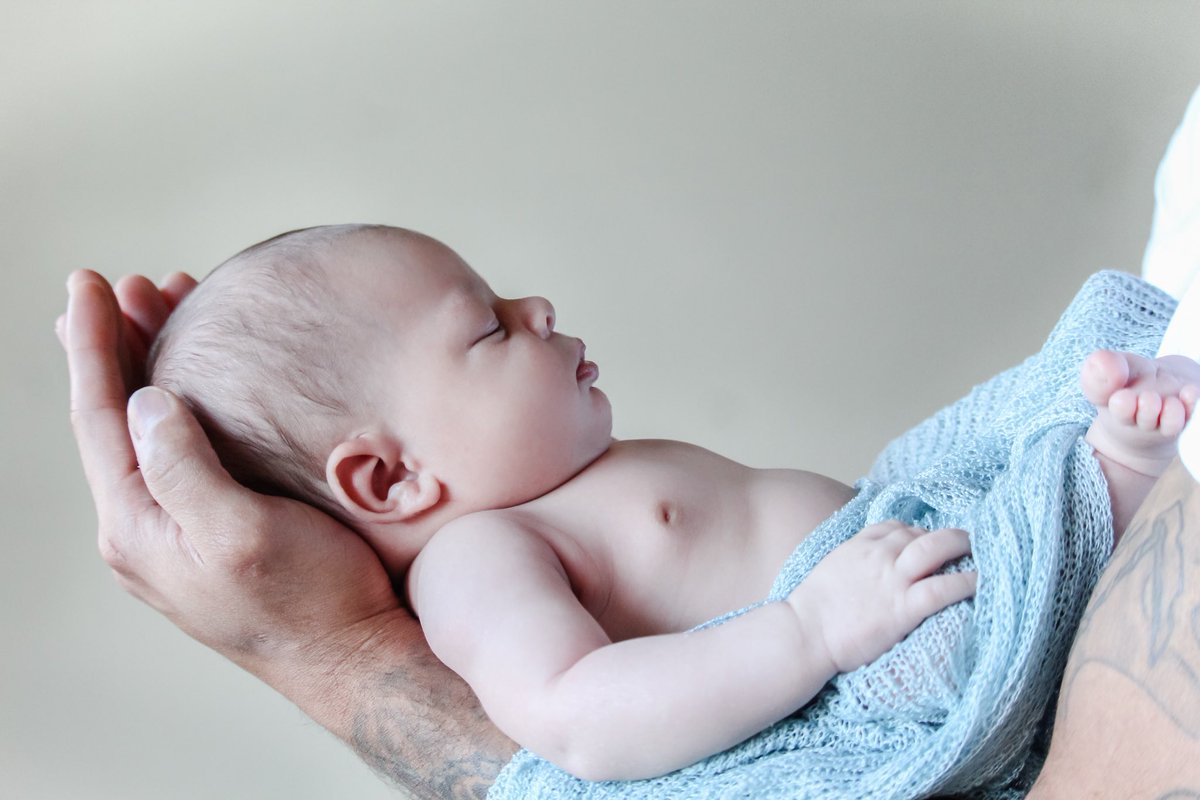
[62,271,514,798]
[63,268,403,683]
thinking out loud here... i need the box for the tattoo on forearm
[349,658,513,800]
[1061,466,1200,739]
[1156,792,1200,800]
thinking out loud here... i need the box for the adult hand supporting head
[61,270,514,799]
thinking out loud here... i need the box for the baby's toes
[1159,396,1187,437]
[1182,384,1200,415]
[1135,391,1165,431]
[1081,350,1131,404]
[1109,387,1139,425]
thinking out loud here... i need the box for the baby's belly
[595,461,857,638]
[748,468,858,592]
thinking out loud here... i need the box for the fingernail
[129,387,169,440]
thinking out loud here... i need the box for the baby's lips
[575,339,599,383]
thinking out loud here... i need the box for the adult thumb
[128,386,246,529]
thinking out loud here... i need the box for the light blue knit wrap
[488,271,1176,800]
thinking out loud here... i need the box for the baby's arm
[411,517,974,782]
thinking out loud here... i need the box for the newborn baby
[148,224,1198,781]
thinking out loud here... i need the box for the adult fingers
[115,274,172,351]
[66,270,141,513]
[128,386,256,542]
[159,271,198,311]
[895,528,972,580]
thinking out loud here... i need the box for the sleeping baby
[148,223,1198,783]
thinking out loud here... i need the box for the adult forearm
[256,609,517,800]
[1030,457,1200,797]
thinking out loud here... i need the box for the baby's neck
[368,441,618,578]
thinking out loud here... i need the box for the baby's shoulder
[408,510,566,618]
[413,511,555,581]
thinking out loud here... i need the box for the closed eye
[474,319,504,344]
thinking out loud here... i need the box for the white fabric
[1144,85,1200,481]
[1158,269,1200,481]
[1157,273,1200,363]
[1143,85,1200,302]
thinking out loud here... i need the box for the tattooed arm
[1030,456,1200,798]
[324,615,516,798]
[61,271,514,799]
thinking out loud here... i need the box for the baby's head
[149,225,612,571]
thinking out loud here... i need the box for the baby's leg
[1081,349,1200,536]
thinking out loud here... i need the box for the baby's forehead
[334,233,495,329]
[355,231,491,292]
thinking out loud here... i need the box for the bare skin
[1029,456,1200,798]
[142,228,979,780]
[411,442,976,779]
[61,263,975,788]
[1081,349,1200,538]
[62,270,514,799]
[401,342,1197,780]
[61,265,1200,795]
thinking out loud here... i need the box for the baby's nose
[522,296,556,339]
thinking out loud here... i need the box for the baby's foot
[1081,349,1200,477]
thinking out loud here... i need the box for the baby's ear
[326,434,441,523]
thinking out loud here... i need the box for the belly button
[658,503,678,526]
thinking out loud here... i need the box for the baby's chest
[582,480,778,639]
[572,448,852,641]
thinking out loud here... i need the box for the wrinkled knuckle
[97,530,130,573]
[142,452,192,501]
[226,630,272,658]
[211,527,272,578]
[230,549,271,581]
[210,534,257,569]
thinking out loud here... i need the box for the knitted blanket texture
[488,272,1176,800]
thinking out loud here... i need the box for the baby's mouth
[576,341,599,383]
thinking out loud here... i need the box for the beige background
[5,2,1200,798]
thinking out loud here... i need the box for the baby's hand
[786,521,976,674]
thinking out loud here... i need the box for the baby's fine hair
[148,224,383,522]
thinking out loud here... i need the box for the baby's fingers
[895,527,971,580]
[906,571,978,621]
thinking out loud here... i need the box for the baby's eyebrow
[437,289,478,321]
[437,290,491,344]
